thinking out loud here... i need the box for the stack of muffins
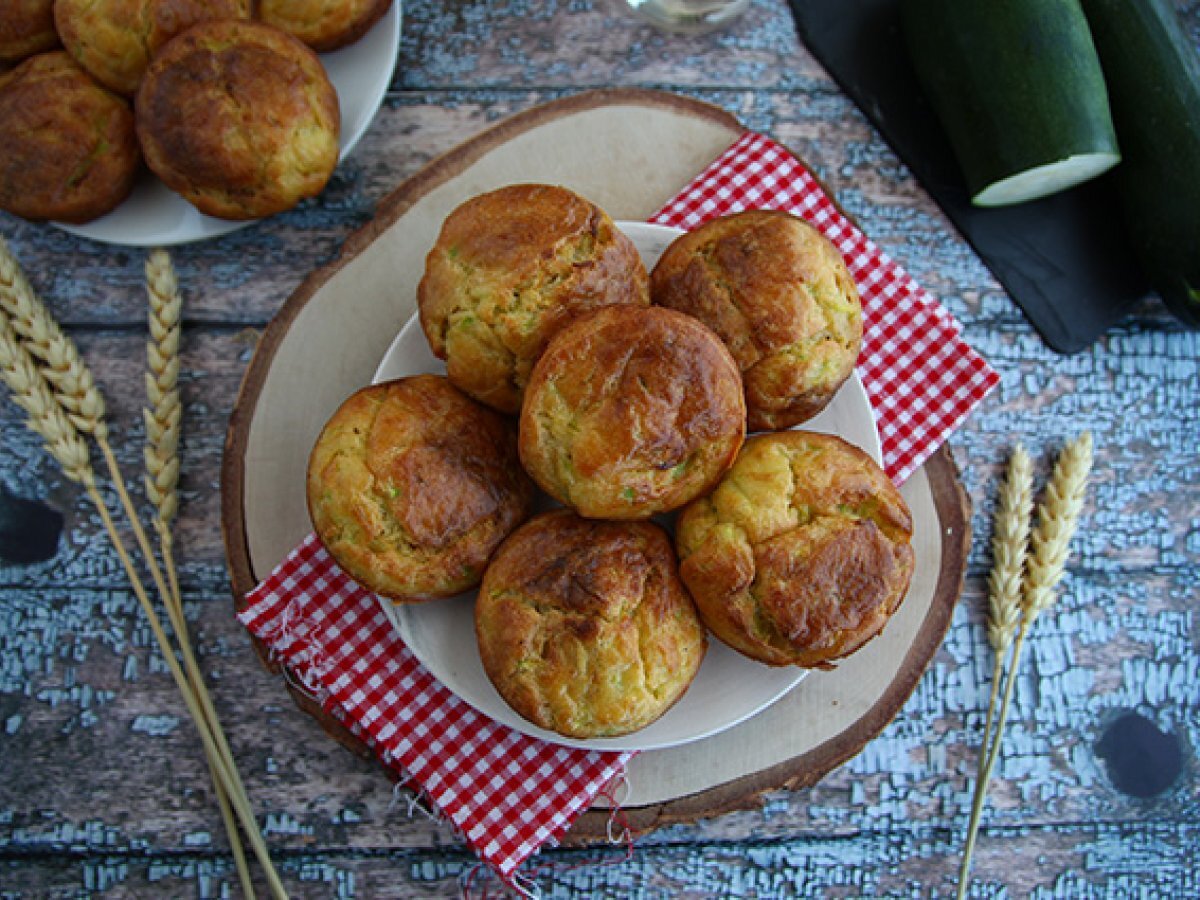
[0,0,392,224]
[306,184,916,740]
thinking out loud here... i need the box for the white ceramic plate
[370,222,883,751]
[55,4,402,248]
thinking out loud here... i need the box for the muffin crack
[357,398,419,556]
[66,114,111,188]
[217,75,271,187]
[698,244,759,357]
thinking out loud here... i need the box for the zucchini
[1081,0,1200,328]
[902,0,1121,207]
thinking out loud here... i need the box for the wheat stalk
[957,434,1092,898]
[957,445,1033,894]
[143,250,257,900]
[0,241,286,899]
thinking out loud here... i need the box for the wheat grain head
[1023,432,1094,622]
[144,250,182,526]
[0,311,93,485]
[986,444,1033,654]
[0,238,107,440]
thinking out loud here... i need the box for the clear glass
[622,0,751,34]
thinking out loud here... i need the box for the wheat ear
[143,250,258,900]
[1,315,94,485]
[1021,432,1093,624]
[0,239,107,441]
[957,435,1092,899]
[977,431,1093,778]
[957,445,1033,895]
[143,248,184,612]
[145,249,182,533]
[0,242,287,899]
[0,238,182,617]
[0,309,263,888]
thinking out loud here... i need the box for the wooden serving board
[220,88,970,839]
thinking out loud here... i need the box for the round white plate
[370,221,883,751]
[55,4,402,248]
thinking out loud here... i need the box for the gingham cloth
[238,130,998,882]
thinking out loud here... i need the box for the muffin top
[519,305,745,520]
[417,183,649,415]
[0,0,58,65]
[307,375,535,602]
[675,430,913,668]
[259,0,393,52]
[135,19,340,220]
[0,52,140,224]
[651,209,863,431]
[55,0,251,96]
[475,510,707,739]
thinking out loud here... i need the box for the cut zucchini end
[971,152,1122,207]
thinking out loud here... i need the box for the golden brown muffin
[55,0,251,96]
[306,375,535,602]
[519,305,746,520]
[417,184,649,415]
[0,0,58,65]
[675,431,914,668]
[259,0,393,52]
[0,52,140,224]
[135,19,340,220]
[476,510,707,739]
[651,209,863,431]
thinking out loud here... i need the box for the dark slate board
[789,0,1150,353]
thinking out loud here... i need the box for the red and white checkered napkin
[652,131,999,483]
[239,534,629,881]
[239,130,997,882]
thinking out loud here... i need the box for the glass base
[623,0,751,34]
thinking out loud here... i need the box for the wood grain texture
[1,0,1198,896]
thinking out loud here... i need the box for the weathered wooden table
[2,1,1197,896]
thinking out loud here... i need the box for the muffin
[475,510,707,739]
[0,0,58,65]
[651,209,863,431]
[675,431,914,668]
[0,52,140,223]
[306,375,535,602]
[55,0,251,96]
[135,19,340,220]
[259,0,393,52]
[417,184,649,415]
[519,305,745,520]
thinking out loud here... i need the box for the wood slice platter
[220,88,970,840]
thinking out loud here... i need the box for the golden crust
[306,375,535,603]
[675,431,914,668]
[55,0,251,96]
[519,305,746,520]
[135,19,340,220]
[476,510,707,739]
[0,52,140,224]
[417,184,650,415]
[651,209,863,431]
[0,0,57,64]
[259,0,393,52]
